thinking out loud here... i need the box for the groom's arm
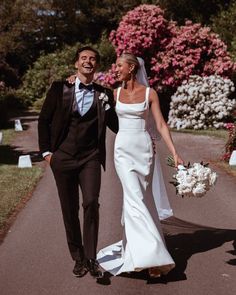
[38,82,59,154]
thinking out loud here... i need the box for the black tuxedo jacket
[38,80,118,169]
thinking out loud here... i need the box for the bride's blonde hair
[119,52,140,75]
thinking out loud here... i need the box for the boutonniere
[98,92,111,111]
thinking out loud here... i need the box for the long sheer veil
[136,57,173,220]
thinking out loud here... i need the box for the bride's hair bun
[119,52,140,74]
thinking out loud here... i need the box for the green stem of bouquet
[166,155,176,168]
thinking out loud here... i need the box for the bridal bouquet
[167,156,217,198]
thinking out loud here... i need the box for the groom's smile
[82,63,94,73]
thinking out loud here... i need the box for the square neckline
[116,87,150,105]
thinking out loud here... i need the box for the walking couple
[38,46,183,279]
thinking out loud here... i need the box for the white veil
[137,57,160,140]
[136,57,173,220]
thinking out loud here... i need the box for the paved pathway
[0,114,235,295]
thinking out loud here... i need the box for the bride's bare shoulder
[149,87,158,96]
[149,87,159,103]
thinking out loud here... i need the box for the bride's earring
[129,65,135,80]
[129,69,135,82]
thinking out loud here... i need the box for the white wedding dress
[97,87,175,275]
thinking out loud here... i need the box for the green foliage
[0,0,83,87]
[0,87,26,128]
[232,40,236,59]
[96,33,116,71]
[0,0,51,86]
[158,0,232,25]
[19,44,79,104]
[211,1,236,53]
[19,37,116,106]
[78,0,147,40]
[0,95,9,128]
[0,0,152,88]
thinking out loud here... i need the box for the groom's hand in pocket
[44,154,52,164]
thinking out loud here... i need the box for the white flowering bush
[168,75,236,129]
[173,163,217,198]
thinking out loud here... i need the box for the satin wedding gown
[97,87,175,275]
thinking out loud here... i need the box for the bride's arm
[149,88,183,167]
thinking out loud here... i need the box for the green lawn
[172,128,228,140]
[1,129,15,144]
[0,129,42,232]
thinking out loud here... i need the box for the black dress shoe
[73,259,88,277]
[86,259,103,279]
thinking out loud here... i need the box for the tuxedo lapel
[95,90,105,139]
[60,82,75,131]
[63,82,75,114]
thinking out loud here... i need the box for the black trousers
[50,149,101,261]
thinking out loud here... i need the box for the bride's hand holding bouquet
[167,156,218,198]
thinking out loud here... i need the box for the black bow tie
[79,82,93,91]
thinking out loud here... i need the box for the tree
[158,0,232,25]
[0,0,48,86]
[0,0,83,87]
[211,1,236,53]
[79,0,143,41]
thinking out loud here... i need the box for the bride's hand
[173,153,184,168]
[66,74,76,84]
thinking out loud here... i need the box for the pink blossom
[105,5,236,93]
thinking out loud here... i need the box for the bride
[97,53,183,277]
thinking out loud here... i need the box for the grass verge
[172,128,228,140]
[214,161,236,178]
[0,166,42,229]
[0,129,43,240]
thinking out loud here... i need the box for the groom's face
[75,50,98,77]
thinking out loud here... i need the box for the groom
[38,46,118,278]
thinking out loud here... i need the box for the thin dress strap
[116,87,122,102]
[145,87,150,107]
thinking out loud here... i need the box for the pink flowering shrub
[151,21,236,91]
[222,123,236,161]
[110,5,173,68]
[106,5,236,92]
[94,64,117,88]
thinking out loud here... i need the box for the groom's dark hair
[75,46,100,64]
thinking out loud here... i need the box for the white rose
[192,183,206,197]
[177,184,192,195]
[104,104,110,111]
[209,172,217,186]
[99,93,109,102]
